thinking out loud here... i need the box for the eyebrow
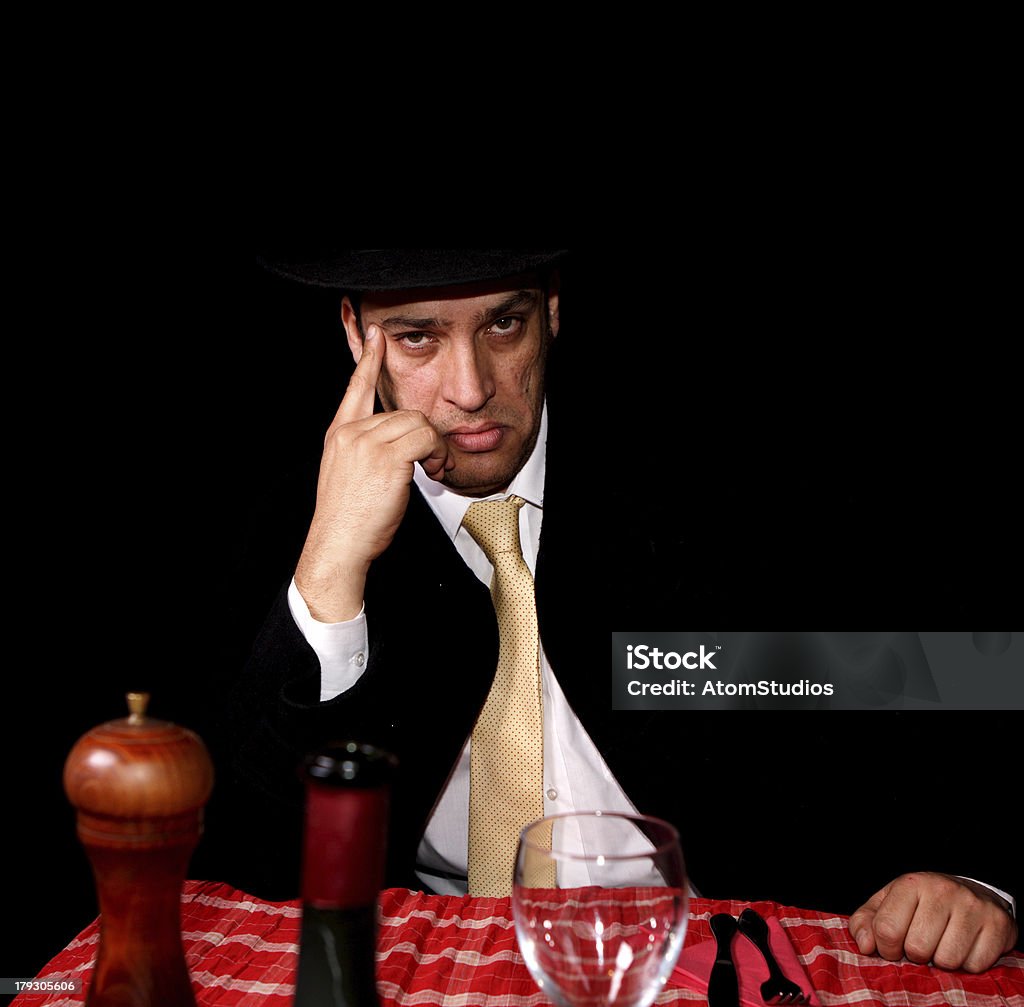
[473,290,538,324]
[377,290,539,333]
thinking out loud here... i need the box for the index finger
[335,323,385,424]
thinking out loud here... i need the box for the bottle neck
[302,782,390,909]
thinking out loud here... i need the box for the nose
[441,338,495,412]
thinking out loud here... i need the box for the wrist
[294,556,369,624]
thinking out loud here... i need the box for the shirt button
[546,788,558,801]
[354,652,365,667]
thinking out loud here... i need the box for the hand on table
[849,872,1017,973]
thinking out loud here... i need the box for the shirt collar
[413,401,547,542]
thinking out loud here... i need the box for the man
[223,249,1016,973]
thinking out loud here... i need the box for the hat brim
[256,248,568,292]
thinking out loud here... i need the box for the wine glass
[512,812,689,1007]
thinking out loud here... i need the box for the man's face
[342,273,558,497]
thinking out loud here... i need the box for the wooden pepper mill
[64,693,215,1007]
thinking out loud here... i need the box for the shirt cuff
[287,578,370,702]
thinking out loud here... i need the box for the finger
[900,895,952,966]
[930,901,986,971]
[335,323,385,424]
[350,409,434,440]
[954,906,1017,973]
[870,881,923,961]
[341,411,450,456]
[388,425,450,477]
[961,929,1008,974]
[849,886,887,955]
[348,410,452,478]
[419,434,452,479]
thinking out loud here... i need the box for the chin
[442,455,520,497]
[442,472,512,497]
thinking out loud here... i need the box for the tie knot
[461,496,526,562]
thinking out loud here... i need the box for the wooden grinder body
[64,697,214,1007]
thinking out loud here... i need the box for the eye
[489,316,523,337]
[396,331,434,350]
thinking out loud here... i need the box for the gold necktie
[462,496,549,897]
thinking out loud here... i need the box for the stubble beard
[440,412,543,496]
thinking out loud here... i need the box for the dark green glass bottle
[293,742,397,1007]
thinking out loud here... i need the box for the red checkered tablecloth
[12,881,1024,1005]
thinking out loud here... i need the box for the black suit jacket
[206,337,1020,927]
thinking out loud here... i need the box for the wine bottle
[294,741,398,1007]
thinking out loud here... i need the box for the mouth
[445,424,505,453]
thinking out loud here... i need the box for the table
[12,880,1024,1006]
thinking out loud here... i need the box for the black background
[3,243,1018,984]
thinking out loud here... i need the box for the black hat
[256,248,568,292]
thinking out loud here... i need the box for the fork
[737,908,809,1005]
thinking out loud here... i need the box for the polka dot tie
[461,496,553,896]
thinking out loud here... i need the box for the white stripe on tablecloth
[380,908,513,931]
[689,908,846,933]
[182,930,297,953]
[800,945,894,969]
[512,892,683,912]
[189,969,294,996]
[24,965,94,981]
[183,892,302,917]
[381,897,680,935]
[778,914,851,932]
[380,940,522,969]
[64,932,99,952]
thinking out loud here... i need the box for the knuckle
[902,937,932,964]
[412,427,436,452]
[932,947,965,971]
[891,873,920,893]
[872,915,904,947]
[931,875,961,898]
[324,424,347,449]
[981,900,1006,922]
[963,938,1002,974]
[984,911,1014,949]
[326,416,362,442]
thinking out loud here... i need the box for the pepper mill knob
[126,691,148,723]
[64,694,214,1007]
